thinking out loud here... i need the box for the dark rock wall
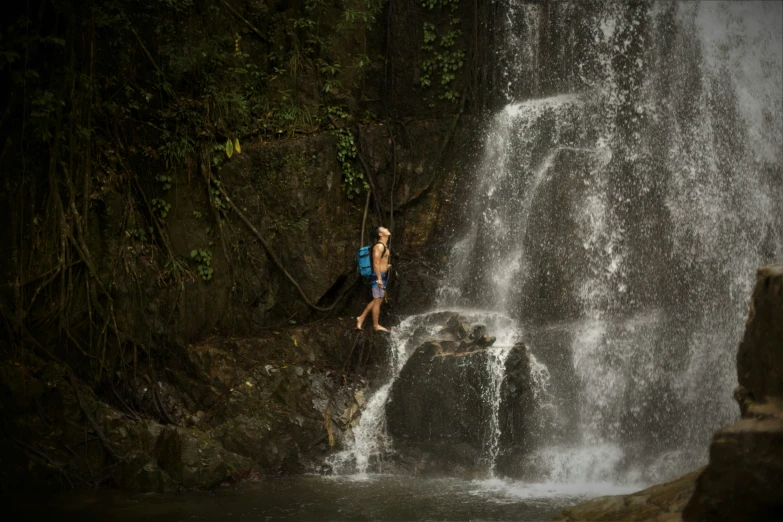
[736,265,783,405]
[683,265,783,522]
[0,320,377,492]
[0,0,484,491]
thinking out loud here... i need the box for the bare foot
[355,317,364,330]
[373,325,390,333]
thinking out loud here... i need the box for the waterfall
[444,0,782,484]
[330,0,781,486]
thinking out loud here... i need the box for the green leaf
[225,138,234,158]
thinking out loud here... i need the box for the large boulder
[682,413,783,522]
[385,316,535,475]
[386,340,491,451]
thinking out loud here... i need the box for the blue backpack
[356,242,386,277]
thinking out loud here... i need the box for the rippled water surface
[5,475,640,521]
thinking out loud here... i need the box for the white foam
[470,477,642,502]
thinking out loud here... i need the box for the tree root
[215,183,349,313]
[322,332,363,447]
[218,0,269,43]
[360,190,371,244]
[7,435,79,489]
[67,373,122,463]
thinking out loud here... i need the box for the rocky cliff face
[0,0,483,492]
[735,265,783,408]
[0,321,387,491]
[385,315,536,476]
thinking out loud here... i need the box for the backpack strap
[374,241,387,257]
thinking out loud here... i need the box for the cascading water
[483,342,515,473]
[330,0,781,491]
[445,0,782,485]
[326,314,426,476]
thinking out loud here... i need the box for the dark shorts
[370,273,388,300]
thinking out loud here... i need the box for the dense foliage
[0,0,475,429]
[0,0,392,396]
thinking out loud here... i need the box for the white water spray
[445,0,782,486]
[330,0,781,490]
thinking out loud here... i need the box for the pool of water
[5,475,641,521]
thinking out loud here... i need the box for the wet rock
[114,451,175,492]
[553,469,702,522]
[683,414,783,522]
[0,319,367,491]
[441,314,471,339]
[155,425,253,489]
[354,389,366,408]
[209,414,274,465]
[388,440,485,477]
[339,402,361,429]
[386,319,535,475]
[495,343,537,477]
[387,340,488,449]
[101,407,165,459]
[184,340,240,391]
[474,335,496,347]
[736,265,783,408]
[469,324,487,341]
[187,410,206,428]
[317,461,334,475]
[370,333,394,367]
[457,322,471,339]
